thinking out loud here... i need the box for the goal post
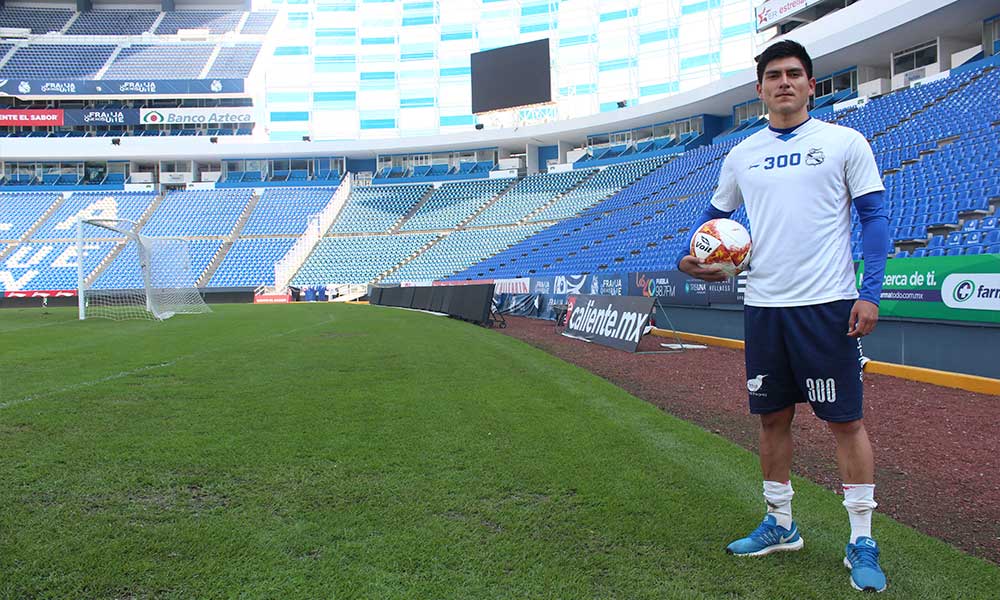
[77,217,211,321]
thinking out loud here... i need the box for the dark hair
[755,40,812,83]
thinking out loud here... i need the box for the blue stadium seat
[67,10,159,35]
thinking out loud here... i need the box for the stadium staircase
[148,12,166,33]
[519,170,598,224]
[0,45,17,70]
[197,190,262,286]
[60,12,79,33]
[274,176,352,290]
[390,185,437,233]
[454,178,520,229]
[95,46,122,80]
[199,45,223,79]
[0,194,66,262]
[373,234,445,284]
[234,12,251,34]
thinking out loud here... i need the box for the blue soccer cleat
[844,536,887,592]
[726,514,804,556]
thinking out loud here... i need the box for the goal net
[77,218,211,321]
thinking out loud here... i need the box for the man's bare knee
[828,418,865,437]
[760,406,795,431]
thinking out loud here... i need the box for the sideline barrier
[371,283,495,325]
[648,327,1000,396]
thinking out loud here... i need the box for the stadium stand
[91,239,221,290]
[467,170,594,227]
[0,192,63,241]
[382,225,545,283]
[103,45,216,80]
[4,240,115,290]
[0,44,116,80]
[206,44,262,79]
[0,6,73,33]
[154,11,244,35]
[240,11,278,35]
[30,192,157,239]
[209,238,296,288]
[241,187,338,235]
[399,179,514,232]
[141,189,253,238]
[329,184,431,234]
[66,10,160,35]
[292,234,439,286]
[530,157,670,222]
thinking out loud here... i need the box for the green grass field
[1,303,997,599]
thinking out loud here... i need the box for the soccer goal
[77,217,211,321]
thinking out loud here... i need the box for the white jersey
[711,118,884,307]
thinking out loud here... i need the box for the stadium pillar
[558,140,574,165]
[525,143,539,175]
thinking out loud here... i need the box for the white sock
[843,483,877,543]
[763,480,794,530]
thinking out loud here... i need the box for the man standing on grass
[678,40,890,593]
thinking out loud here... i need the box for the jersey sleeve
[845,131,885,199]
[709,152,744,212]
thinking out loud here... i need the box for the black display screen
[471,39,551,114]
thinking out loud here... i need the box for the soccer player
[678,40,889,593]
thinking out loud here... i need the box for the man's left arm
[845,132,890,338]
[848,190,889,337]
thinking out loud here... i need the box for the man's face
[756,56,815,117]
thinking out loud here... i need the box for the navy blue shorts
[744,300,865,423]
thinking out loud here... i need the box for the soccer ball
[689,218,752,277]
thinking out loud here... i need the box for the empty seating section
[67,10,159,35]
[206,44,262,79]
[104,45,215,80]
[842,66,1000,258]
[400,179,513,231]
[383,225,544,283]
[0,45,116,80]
[292,234,438,285]
[530,158,667,222]
[447,144,753,280]
[142,189,253,237]
[31,192,157,239]
[240,11,277,34]
[0,193,62,240]
[210,238,296,288]
[4,241,117,291]
[469,171,592,227]
[329,185,430,233]
[155,11,243,35]
[92,239,221,290]
[242,187,337,235]
[0,7,73,33]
